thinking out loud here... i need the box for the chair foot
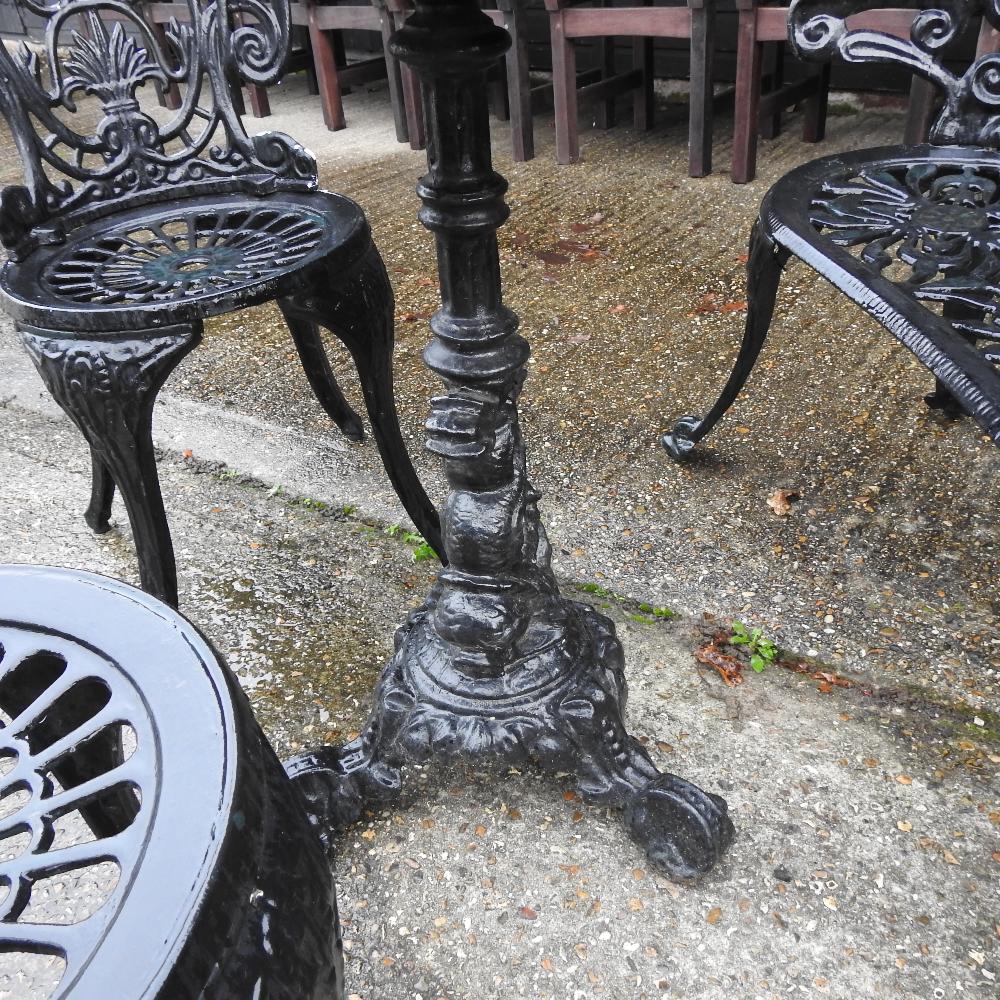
[661,415,701,461]
[924,382,967,420]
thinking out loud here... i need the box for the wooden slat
[562,7,690,41]
[757,74,818,119]
[576,67,643,107]
[311,6,380,32]
[337,55,388,88]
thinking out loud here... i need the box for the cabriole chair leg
[280,247,443,558]
[19,324,201,607]
[663,222,789,459]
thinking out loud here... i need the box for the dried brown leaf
[767,488,801,516]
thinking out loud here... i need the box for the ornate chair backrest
[790,0,1000,147]
[0,0,317,261]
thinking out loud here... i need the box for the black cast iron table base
[289,575,733,882]
[286,0,734,880]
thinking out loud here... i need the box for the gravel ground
[0,69,998,1000]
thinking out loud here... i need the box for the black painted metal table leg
[287,0,733,881]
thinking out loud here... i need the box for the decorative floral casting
[62,20,165,109]
[811,163,1000,323]
[0,1,317,259]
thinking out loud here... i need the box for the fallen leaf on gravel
[655,740,674,753]
[706,906,722,925]
[823,896,838,910]
[942,850,959,865]
[518,906,538,920]
[182,449,193,459]
[609,303,630,314]
[474,824,487,836]
[541,958,554,971]
[361,829,376,841]
[897,820,913,832]
[896,774,913,785]
[559,864,582,876]
[694,640,744,686]
[767,488,801,516]
[416,276,436,287]
[507,807,523,820]
[536,250,571,266]
[628,898,645,912]
[720,300,748,313]
[563,790,580,802]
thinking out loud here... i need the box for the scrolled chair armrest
[791,0,981,64]
[789,0,1000,147]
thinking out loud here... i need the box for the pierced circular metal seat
[663,0,1000,459]
[0,565,344,999]
[3,194,365,327]
[0,1,442,609]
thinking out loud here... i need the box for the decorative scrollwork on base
[287,599,735,882]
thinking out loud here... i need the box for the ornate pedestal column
[286,0,734,881]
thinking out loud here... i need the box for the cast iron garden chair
[664,0,1000,457]
[0,0,441,609]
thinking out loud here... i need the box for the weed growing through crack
[729,620,778,673]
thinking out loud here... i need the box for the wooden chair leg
[332,29,351,94]
[504,0,534,161]
[551,10,580,163]
[228,78,247,117]
[595,21,616,130]
[633,35,654,132]
[759,41,783,140]
[688,0,714,177]
[245,83,271,118]
[297,26,320,95]
[801,60,830,143]
[379,5,410,143]
[904,75,937,144]
[732,8,762,184]
[148,18,182,110]
[309,7,346,131]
